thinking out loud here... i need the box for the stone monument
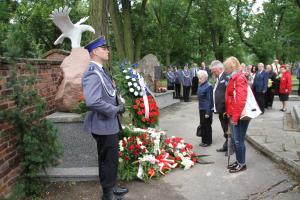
[137,54,161,92]
[50,6,95,112]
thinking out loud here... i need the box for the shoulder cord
[93,70,116,97]
[182,70,191,78]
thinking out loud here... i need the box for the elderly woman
[197,70,213,147]
[224,56,249,173]
[279,65,292,111]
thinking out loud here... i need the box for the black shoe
[113,186,128,196]
[102,189,123,200]
[216,147,227,152]
[227,161,238,169]
[229,164,247,173]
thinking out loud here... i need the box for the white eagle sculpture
[50,6,95,48]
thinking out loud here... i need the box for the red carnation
[137,111,143,116]
[124,156,129,161]
[129,145,135,151]
[133,150,139,155]
[136,100,141,104]
[133,105,138,109]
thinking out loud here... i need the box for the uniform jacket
[175,70,181,84]
[165,71,175,86]
[181,70,192,86]
[253,70,268,93]
[197,80,213,115]
[82,61,120,135]
[214,72,227,114]
[225,71,248,124]
[279,71,292,94]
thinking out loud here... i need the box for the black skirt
[279,93,289,101]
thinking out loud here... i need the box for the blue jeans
[231,120,250,165]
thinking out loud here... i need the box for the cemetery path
[43,101,300,200]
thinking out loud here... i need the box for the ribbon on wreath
[155,153,178,175]
[137,74,153,119]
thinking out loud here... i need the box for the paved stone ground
[246,101,300,176]
[43,101,300,200]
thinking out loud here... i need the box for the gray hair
[258,63,264,68]
[197,70,208,80]
[210,60,224,70]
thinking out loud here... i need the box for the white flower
[132,70,137,75]
[136,138,143,145]
[136,86,141,91]
[181,157,194,170]
[128,82,132,87]
[133,82,138,87]
[119,140,124,152]
[134,91,139,96]
[125,75,130,80]
[139,155,156,164]
[123,70,128,73]
[131,78,136,82]
[129,88,134,93]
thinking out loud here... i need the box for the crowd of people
[165,57,294,174]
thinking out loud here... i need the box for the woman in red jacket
[224,56,249,173]
[279,65,292,112]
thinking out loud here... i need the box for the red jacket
[279,71,292,94]
[225,72,248,123]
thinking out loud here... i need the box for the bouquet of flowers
[118,127,199,182]
[133,96,159,128]
[114,62,160,128]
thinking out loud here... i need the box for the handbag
[234,81,262,121]
[196,125,202,137]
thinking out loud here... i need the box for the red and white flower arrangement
[118,127,199,182]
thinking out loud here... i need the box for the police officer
[181,64,192,102]
[165,66,175,90]
[82,36,128,200]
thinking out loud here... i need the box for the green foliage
[1,0,299,63]
[0,59,62,199]
[0,0,89,58]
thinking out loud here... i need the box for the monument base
[42,92,179,181]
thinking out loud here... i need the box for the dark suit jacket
[253,70,268,93]
[214,72,227,114]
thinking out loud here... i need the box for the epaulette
[88,65,95,71]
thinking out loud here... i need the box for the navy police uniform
[82,36,126,200]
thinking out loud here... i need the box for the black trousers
[183,86,191,102]
[254,91,265,113]
[191,77,199,95]
[265,88,275,108]
[175,83,181,98]
[218,113,229,149]
[167,85,174,90]
[200,110,212,145]
[92,133,119,190]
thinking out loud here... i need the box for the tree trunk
[89,0,109,39]
[166,49,171,66]
[122,0,135,63]
[134,0,148,62]
[109,0,126,60]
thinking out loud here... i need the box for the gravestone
[137,54,161,92]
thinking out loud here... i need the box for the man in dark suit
[253,63,268,114]
[210,60,230,154]
[83,36,128,200]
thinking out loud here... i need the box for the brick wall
[0,57,62,197]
